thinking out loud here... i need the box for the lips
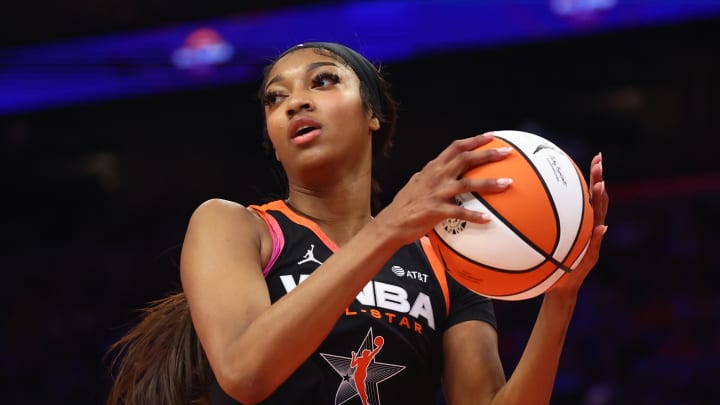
[288,117,323,145]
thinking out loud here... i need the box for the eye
[262,90,286,107]
[311,71,341,88]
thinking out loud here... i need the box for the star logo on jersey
[319,328,405,405]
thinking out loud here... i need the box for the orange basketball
[428,130,594,300]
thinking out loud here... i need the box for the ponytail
[105,292,212,405]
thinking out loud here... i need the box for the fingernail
[480,213,492,221]
[601,225,608,235]
[496,178,513,186]
[496,146,513,155]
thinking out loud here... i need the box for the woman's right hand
[375,132,513,245]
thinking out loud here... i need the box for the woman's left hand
[549,152,609,297]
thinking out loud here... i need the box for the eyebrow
[265,61,340,90]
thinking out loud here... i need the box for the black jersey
[211,200,496,405]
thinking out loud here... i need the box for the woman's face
[262,48,379,183]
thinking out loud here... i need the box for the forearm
[491,291,577,405]
[223,219,403,401]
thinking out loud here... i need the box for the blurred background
[1,0,719,404]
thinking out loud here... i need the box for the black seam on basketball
[490,268,566,299]
[432,224,576,297]
[495,134,563,256]
[558,163,590,266]
[433,227,568,299]
[432,228,545,273]
[468,191,574,273]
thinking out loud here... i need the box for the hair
[105,292,211,405]
[104,42,397,405]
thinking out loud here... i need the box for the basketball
[428,130,594,301]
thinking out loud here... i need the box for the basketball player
[106,42,609,405]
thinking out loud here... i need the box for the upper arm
[442,320,506,405]
[179,198,272,376]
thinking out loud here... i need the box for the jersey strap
[255,200,339,252]
[248,204,285,277]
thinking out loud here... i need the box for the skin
[180,48,609,405]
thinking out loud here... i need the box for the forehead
[267,48,355,81]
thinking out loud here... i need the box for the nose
[286,91,314,118]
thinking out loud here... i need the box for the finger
[435,133,496,164]
[587,152,606,210]
[589,152,609,225]
[434,177,513,226]
[588,152,603,187]
[449,146,513,175]
[599,180,609,224]
[442,203,493,225]
[445,177,513,198]
[565,224,607,281]
[583,224,608,267]
[591,180,608,226]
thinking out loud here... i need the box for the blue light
[2,0,719,116]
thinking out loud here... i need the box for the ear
[369,116,380,132]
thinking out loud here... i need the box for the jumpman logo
[298,244,323,266]
[319,328,405,405]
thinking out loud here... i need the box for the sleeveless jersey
[211,200,496,405]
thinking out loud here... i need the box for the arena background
[1,1,719,404]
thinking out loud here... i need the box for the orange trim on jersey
[255,200,340,252]
[420,236,450,316]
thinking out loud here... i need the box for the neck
[285,173,373,246]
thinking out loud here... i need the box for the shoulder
[189,198,265,230]
[184,198,271,258]
[191,197,252,217]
